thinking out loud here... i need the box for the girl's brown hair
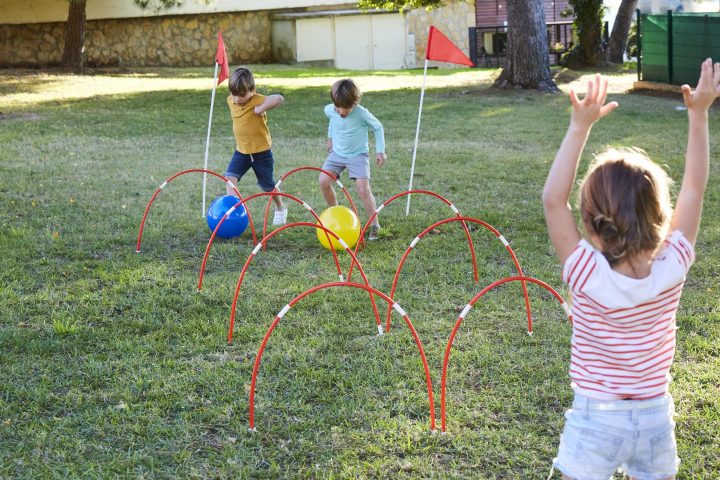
[228,67,255,96]
[579,148,673,266]
[330,79,361,108]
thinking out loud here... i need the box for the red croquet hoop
[439,275,571,432]
[227,222,382,344]
[384,216,533,335]
[135,168,258,252]
[260,166,362,250]
[198,191,341,290]
[248,281,436,432]
[347,189,478,284]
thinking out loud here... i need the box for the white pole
[405,59,429,217]
[202,62,220,218]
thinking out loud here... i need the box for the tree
[60,0,86,71]
[358,0,438,10]
[606,0,638,64]
[561,0,606,68]
[493,0,558,92]
[60,0,183,72]
[361,0,558,92]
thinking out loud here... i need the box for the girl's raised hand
[682,58,720,111]
[568,74,619,129]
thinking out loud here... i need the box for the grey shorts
[322,151,370,180]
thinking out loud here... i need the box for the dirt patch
[438,87,548,98]
[552,68,585,85]
[629,88,720,110]
[436,69,638,97]
[629,88,683,100]
[0,112,42,121]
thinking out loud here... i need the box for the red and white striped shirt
[563,230,694,400]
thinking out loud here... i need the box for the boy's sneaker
[272,207,288,225]
[368,224,380,241]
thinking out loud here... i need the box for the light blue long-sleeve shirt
[325,104,385,158]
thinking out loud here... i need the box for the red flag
[425,26,474,67]
[216,31,230,86]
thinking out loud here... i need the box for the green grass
[0,65,718,479]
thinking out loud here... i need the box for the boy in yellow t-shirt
[224,67,287,225]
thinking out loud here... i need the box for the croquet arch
[248,281,436,432]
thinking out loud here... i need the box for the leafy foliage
[626,21,638,58]
[561,0,607,67]
[133,0,215,10]
[133,0,184,10]
[358,0,441,11]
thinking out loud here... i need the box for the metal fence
[638,10,720,84]
[468,21,574,67]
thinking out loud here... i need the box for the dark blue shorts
[224,149,276,192]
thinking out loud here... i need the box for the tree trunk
[606,0,638,64]
[60,0,87,72]
[562,0,606,67]
[493,0,558,92]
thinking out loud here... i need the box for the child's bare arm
[670,59,720,245]
[254,94,284,115]
[542,74,618,263]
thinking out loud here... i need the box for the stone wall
[0,11,272,68]
[405,0,475,67]
[0,1,476,69]
[0,22,64,67]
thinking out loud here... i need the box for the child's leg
[355,179,379,228]
[250,150,284,211]
[225,176,239,197]
[319,153,345,207]
[225,150,252,197]
[271,194,284,210]
[319,173,338,207]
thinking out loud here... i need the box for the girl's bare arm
[671,59,720,245]
[542,75,618,263]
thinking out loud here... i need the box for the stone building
[0,0,580,69]
[1,0,476,69]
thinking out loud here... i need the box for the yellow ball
[316,206,361,251]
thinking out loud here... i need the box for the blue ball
[207,195,249,239]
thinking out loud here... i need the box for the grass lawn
[0,64,718,479]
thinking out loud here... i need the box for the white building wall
[370,15,408,70]
[272,10,410,70]
[271,20,296,63]
[637,0,719,13]
[1,0,346,24]
[602,0,720,33]
[334,16,373,69]
[296,17,335,62]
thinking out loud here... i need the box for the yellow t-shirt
[227,93,272,154]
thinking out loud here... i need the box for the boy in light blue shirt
[319,79,387,240]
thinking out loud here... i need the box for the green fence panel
[642,43,667,55]
[640,14,669,82]
[640,12,720,84]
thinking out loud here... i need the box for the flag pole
[405,58,428,217]
[202,62,219,218]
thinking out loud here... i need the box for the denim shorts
[322,151,370,180]
[553,393,679,480]
[225,149,276,192]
